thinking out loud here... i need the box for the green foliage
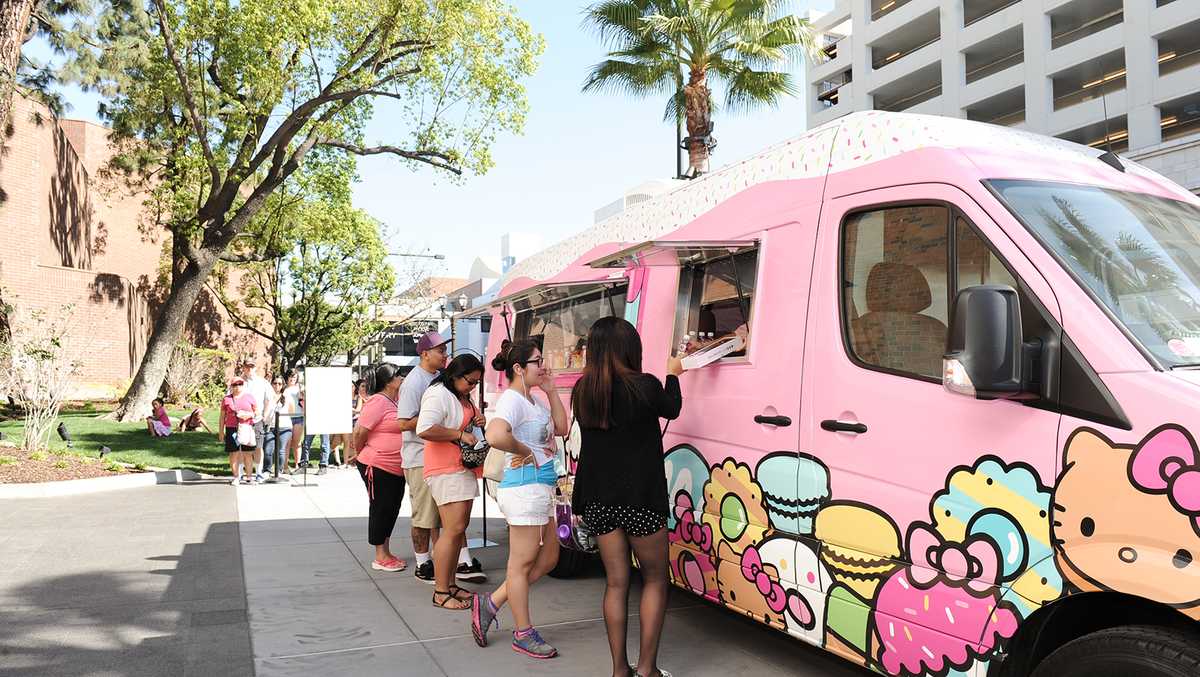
[212,163,396,368]
[0,456,17,466]
[104,459,125,472]
[61,0,542,419]
[52,459,69,469]
[29,450,48,461]
[72,0,542,235]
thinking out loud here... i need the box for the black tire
[1032,625,1200,677]
[548,546,589,579]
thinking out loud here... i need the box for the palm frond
[582,58,678,98]
[722,66,795,113]
[582,0,652,48]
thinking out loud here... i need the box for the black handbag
[459,401,489,469]
[460,439,490,469]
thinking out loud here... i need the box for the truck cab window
[673,249,758,359]
[512,285,627,371]
[843,205,950,380]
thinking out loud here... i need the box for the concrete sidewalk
[0,480,253,676]
[236,467,870,677]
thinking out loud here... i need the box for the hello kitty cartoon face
[1051,425,1200,612]
[716,541,788,629]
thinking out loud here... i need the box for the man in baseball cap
[416,330,450,354]
[395,330,485,583]
[236,358,273,481]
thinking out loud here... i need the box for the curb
[0,469,204,499]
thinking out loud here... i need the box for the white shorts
[496,483,555,526]
[426,470,479,506]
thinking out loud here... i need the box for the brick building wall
[0,95,269,399]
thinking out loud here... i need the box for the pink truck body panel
[479,112,1200,677]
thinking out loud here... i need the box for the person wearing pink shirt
[219,378,259,485]
[352,364,409,572]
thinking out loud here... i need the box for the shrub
[0,455,17,466]
[0,302,91,451]
[104,460,124,473]
[29,451,47,461]
[53,460,69,469]
[164,343,232,407]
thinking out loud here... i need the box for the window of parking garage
[1049,0,1123,51]
[1160,95,1200,143]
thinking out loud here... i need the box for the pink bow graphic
[740,545,815,629]
[907,525,1001,592]
[1129,426,1200,535]
[674,494,713,553]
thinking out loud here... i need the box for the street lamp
[388,251,446,260]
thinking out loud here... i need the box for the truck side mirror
[943,285,1025,400]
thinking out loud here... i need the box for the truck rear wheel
[548,546,589,578]
[1031,625,1200,677]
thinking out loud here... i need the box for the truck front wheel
[1031,625,1200,677]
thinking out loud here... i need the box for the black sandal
[432,590,470,610]
[448,584,473,602]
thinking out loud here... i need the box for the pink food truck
[471,111,1200,677]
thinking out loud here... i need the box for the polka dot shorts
[582,503,667,538]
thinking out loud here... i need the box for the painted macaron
[813,502,902,602]
[756,452,830,535]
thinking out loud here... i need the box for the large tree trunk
[683,69,711,176]
[109,253,217,421]
[0,0,35,136]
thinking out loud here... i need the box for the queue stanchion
[264,410,285,484]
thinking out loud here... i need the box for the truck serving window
[672,248,758,361]
[512,284,627,371]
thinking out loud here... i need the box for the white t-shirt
[397,365,439,469]
[491,389,554,475]
[282,385,302,427]
[243,375,273,424]
[264,389,292,429]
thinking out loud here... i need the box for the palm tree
[582,0,816,177]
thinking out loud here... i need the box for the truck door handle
[821,420,867,434]
[754,415,792,427]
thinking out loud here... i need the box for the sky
[37,1,832,282]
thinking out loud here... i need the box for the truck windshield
[989,179,1200,368]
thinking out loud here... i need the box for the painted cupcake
[931,455,1061,617]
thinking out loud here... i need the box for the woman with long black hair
[352,363,408,572]
[571,317,684,677]
[417,354,487,610]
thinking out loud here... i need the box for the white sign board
[303,367,354,434]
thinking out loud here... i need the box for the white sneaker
[230,477,240,486]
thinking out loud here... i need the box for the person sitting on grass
[145,398,174,437]
[177,405,213,433]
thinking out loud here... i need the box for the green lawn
[0,405,234,476]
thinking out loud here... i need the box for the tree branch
[317,140,461,174]
[152,0,222,194]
